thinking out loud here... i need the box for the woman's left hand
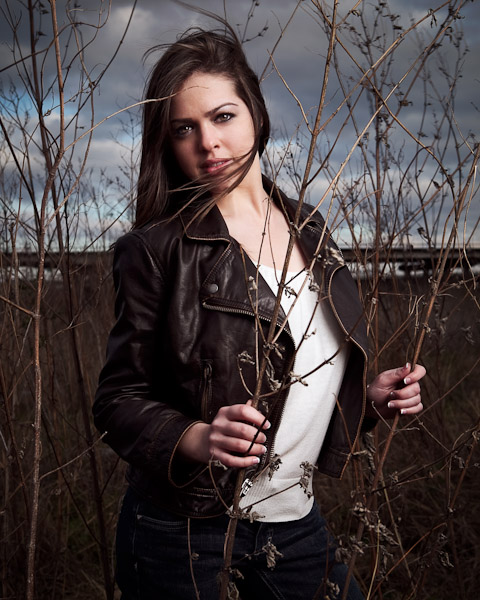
[365,363,426,420]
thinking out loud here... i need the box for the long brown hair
[135,24,270,228]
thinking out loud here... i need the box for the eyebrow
[170,102,239,124]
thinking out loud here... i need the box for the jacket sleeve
[93,231,201,480]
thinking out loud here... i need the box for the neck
[215,159,267,219]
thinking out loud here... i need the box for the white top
[239,265,350,522]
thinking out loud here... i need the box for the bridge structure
[2,247,480,276]
[339,246,480,273]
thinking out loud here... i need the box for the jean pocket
[136,501,188,531]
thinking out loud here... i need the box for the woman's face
[169,72,257,190]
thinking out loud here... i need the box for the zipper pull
[240,478,253,497]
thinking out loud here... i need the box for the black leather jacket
[93,182,370,518]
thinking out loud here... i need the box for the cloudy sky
[1,0,479,245]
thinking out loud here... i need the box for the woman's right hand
[177,402,270,468]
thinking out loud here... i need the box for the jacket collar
[180,177,345,331]
[181,201,230,242]
[181,176,328,246]
[180,176,344,285]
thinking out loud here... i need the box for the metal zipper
[327,264,369,478]
[204,261,366,481]
[203,298,297,477]
[200,361,213,423]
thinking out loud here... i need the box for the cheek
[240,119,256,152]
[171,142,194,176]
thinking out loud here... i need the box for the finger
[375,363,412,389]
[403,364,427,385]
[208,432,267,467]
[219,404,271,430]
[212,421,267,446]
[212,435,267,457]
[210,421,267,452]
[398,401,423,415]
[388,393,422,410]
[210,448,263,469]
[389,382,421,402]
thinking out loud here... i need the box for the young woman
[93,25,426,600]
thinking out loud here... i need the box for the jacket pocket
[200,360,213,423]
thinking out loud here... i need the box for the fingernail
[388,401,394,409]
[261,445,267,454]
[252,457,260,464]
[405,362,411,370]
[264,421,271,429]
[403,377,411,385]
[389,391,396,399]
[400,409,406,415]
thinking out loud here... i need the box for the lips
[201,159,233,175]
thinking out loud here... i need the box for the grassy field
[1,253,479,599]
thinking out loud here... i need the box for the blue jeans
[116,486,365,600]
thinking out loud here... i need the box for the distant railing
[340,246,480,273]
[2,247,479,278]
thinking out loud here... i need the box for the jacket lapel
[180,180,347,332]
[183,202,288,326]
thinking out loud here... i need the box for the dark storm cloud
[1,0,478,234]
[3,0,476,146]
[2,0,478,115]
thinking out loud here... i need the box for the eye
[173,123,193,138]
[215,112,234,123]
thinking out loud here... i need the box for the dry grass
[315,273,480,599]
[1,261,478,599]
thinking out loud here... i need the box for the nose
[198,123,219,152]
